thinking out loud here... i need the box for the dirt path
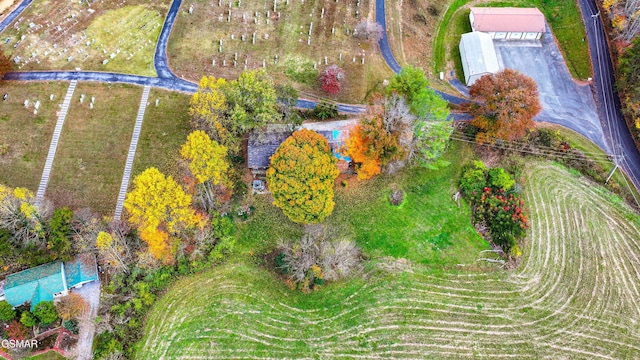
[73,281,101,360]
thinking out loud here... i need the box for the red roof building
[470,7,545,40]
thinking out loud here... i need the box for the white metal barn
[469,7,545,40]
[459,32,500,86]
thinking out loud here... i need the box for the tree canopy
[266,129,339,224]
[467,69,541,143]
[124,168,203,263]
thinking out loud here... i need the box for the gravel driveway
[72,281,101,360]
[493,25,610,153]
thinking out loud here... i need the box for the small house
[0,253,98,310]
[470,7,545,40]
[459,32,500,86]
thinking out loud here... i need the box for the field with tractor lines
[136,162,640,359]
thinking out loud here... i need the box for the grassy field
[130,89,192,182]
[0,81,68,191]
[24,351,66,360]
[236,142,488,265]
[46,83,141,214]
[0,0,169,76]
[433,0,591,82]
[167,0,392,103]
[137,161,640,358]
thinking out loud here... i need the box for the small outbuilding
[470,7,545,40]
[459,32,500,86]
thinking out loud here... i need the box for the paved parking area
[493,25,610,152]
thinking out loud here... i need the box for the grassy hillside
[136,162,640,358]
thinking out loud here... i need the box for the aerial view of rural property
[1,0,640,358]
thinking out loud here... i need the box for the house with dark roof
[247,127,352,175]
[470,7,545,40]
[0,253,98,310]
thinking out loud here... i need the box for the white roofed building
[459,32,500,86]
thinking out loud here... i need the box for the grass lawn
[433,0,591,82]
[46,83,141,214]
[0,1,170,76]
[237,141,488,266]
[137,161,640,357]
[0,81,69,191]
[167,0,392,103]
[130,89,192,182]
[23,351,66,360]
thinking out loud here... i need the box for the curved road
[1,0,639,189]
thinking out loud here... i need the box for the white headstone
[155,98,159,107]
[89,102,93,109]
[50,94,54,101]
[34,101,40,110]
[189,5,194,14]
[24,99,29,107]
[91,97,95,103]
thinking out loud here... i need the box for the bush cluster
[460,161,528,256]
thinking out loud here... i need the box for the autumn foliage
[345,125,381,180]
[319,65,345,95]
[267,129,339,224]
[467,69,541,143]
[0,50,11,81]
[124,168,204,264]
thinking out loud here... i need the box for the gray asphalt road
[494,29,609,152]
[578,0,640,190]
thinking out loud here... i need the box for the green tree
[313,101,339,120]
[224,69,280,133]
[386,65,430,109]
[267,129,339,224]
[20,311,37,327]
[0,300,15,321]
[180,130,231,211]
[33,301,58,326]
[47,207,73,261]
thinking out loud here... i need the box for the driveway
[72,281,101,360]
[493,26,609,152]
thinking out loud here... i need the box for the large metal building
[459,32,500,86]
[469,7,545,40]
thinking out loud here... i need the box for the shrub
[488,167,515,191]
[459,161,487,201]
[63,319,79,334]
[0,300,16,321]
[313,101,339,120]
[5,320,29,341]
[20,311,37,327]
[319,65,345,95]
[56,293,87,321]
[33,301,58,326]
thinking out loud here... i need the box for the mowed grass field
[136,162,640,358]
[168,0,392,103]
[46,83,141,214]
[0,81,68,191]
[0,0,169,75]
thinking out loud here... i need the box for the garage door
[494,32,507,39]
[524,32,538,40]
[509,32,523,40]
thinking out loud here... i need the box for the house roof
[470,7,545,33]
[4,261,65,310]
[3,253,98,310]
[459,32,500,84]
[247,131,292,169]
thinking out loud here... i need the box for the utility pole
[605,155,621,184]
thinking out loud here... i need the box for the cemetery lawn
[131,89,192,181]
[23,351,66,360]
[46,83,141,214]
[0,1,170,76]
[137,162,640,358]
[0,81,69,192]
[167,0,392,103]
[237,141,488,265]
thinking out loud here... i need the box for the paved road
[578,0,640,190]
[0,0,32,31]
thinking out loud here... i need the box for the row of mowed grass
[434,0,591,80]
[136,161,640,358]
[236,141,489,266]
[46,83,141,214]
[0,81,69,191]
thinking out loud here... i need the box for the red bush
[319,65,345,95]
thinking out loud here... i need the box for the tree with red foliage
[319,65,345,95]
[466,69,541,143]
[6,321,29,341]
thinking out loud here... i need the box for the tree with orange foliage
[467,69,541,143]
[0,50,11,82]
[346,125,381,180]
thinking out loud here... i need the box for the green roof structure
[1,253,98,311]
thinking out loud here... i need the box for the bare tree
[354,20,384,43]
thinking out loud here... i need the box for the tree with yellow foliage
[0,185,46,247]
[267,129,339,224]
[189,76,235,151]
[345,125,381,180]
[180,131,231,211]
[124,168,203,264]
